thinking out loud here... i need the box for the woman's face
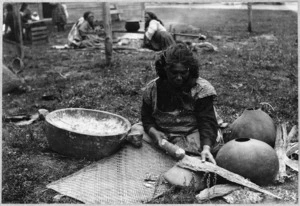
[144,13,151,23]
[165,63,190,88]
[87,13,95,24]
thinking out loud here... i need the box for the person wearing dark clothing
[4,4,16,41]
[51,3,67,32]
[136,43,219,164]
[20,3,32,24]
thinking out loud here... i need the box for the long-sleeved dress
[4,12,15,41]
[141,77,218,154]
[52,4,67,26]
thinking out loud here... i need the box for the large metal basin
[45,108,131,160]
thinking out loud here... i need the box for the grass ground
[2,8,298,204]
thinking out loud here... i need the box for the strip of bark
[177,155,281,199]
[287,125,298,143]
[196,184,241,203]
[284,156,298,172]
[275,124,288,182]
[286,142,298,157]
[275,124,298,180]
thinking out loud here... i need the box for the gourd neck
[243,107,261,114]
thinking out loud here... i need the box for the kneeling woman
[143,12,175,51]
[68,11,104,48]
[140,43,219,164]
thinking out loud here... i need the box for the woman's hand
[143,35,151,46]
[94,26,101,31]
[148,127,168,146]
[201,145,216,164]
[94,26,104,34]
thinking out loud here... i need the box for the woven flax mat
[47,141,176,204]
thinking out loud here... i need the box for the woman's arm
[79,28,97,37]
[80,30,97,36]
[141,98,156,134]
[143,34,151,47]
[145,20,158,40]
[141,95,168,145]
[195,96,218,147]
[194,96,218,164]
[78,22,97,38]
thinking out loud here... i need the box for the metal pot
[45,108,131,160]
[125,21,140,32]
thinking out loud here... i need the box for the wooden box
[26,20,50,45]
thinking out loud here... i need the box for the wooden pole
[12,3,24,59]
[37,3,43,19]
[102,2,113,66]
[247,2,253,33]
[141,2,145,19]
[141,2,145,31]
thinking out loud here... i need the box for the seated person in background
[78,11,104,48]
[139,43,220,164]
[143,11,175,51]
[68,11,104,48]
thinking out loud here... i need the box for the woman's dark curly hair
[144,11,164,29]
[83,11,94,20]
[155,43,199,80]
[83,11,95,28]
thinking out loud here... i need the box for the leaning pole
[247,2,253,33]
[12,3,24,59]
[102,2,113,66]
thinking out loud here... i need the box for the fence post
[102,2,113,66]
[247,2,253,32]
[12,3,24,59]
